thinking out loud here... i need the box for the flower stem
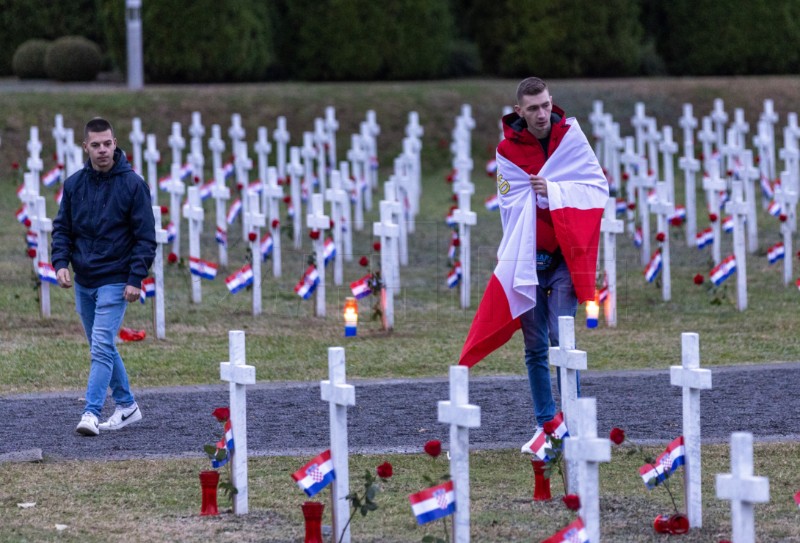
[662,476,680,515]
[337,506,357,543]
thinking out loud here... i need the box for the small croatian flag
[696,227,714,249]
[211,419,235,469]
[598,284,608,303]
[644,250,662,283]
[761,175,774,199]
[323,237,336,266]
[350,274,372,299]
[633,227,643,248]
[179,162,193,180]
[248,180,263,194]
[260,233,273,261]
[294,265,319,299]
[199,181,214,201]
[722,215,734,233]
[447,231,459,260]
[639,436,686,490]
[547,411,569,440]
[139,277,155,303]
[166,221,177,243]
[287,201,295,218]
[37,262,58,284]
[215,226,227,247]
[669,205,686,223]
[15,204,29,225]
[225,264,254,294]
[541,517,590,543]
[616,198,627,215]
[54,186,63,205]
[158,174,171,191]
[26,230,38,248]
[767,200,782,217]
[189,257,218,280]
[485,158,497,177]
[767,242,785,265]
[526,428,552,462]
[408,480,455,525]
[226,199,242,224]
[42,166,61,187]
[484,194,499,211]
[445,208,456,227]
[291,449,335,497]
[222,161,235,179]
[446,265,460,289]
[710,255,736,286]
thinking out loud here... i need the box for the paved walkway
[2,362,798,462]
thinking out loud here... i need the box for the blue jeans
[74,282,135,416]
[519,259,578,427]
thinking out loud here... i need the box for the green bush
[98,0,274,83]
[44,36,102,82]
[12,39,51,79]
[444,39,482,78]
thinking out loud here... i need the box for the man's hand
[529,174,549,197]
[56,268,72,289]
[124,285,141,303]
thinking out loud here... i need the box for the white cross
[30,196,52,318]
[254,126,272,189]
[219,330,257,515]
[732,108,749,150]
[630,102,648,158]
[189,111,205,144]
[697,116,717,171]
[549,316,587,494]
[406,111,424,139]
[307,194,330,317]
[211,165,231,267]
[737,150,760,253]
[235,140,253,240]
[651,182,674,301]
[18,171,40,212]
[337,161,354,260]
[659,125,679,203]
[716,432,770,543]
[589,100,605,157]
[168,122,185,172]
[301,131,317,199]
[359,122,375,212]
[438,365,480,543]
[288,146,304,249]
[605,120,624,195]
[324,106,338,167]
[679,103,697,147]
[347,134,367,231]
[711,98,728,152]
[670,332,712,528]
[390,159,410,265]
[129,117,145,176]
[679,138,701,246]
[644,118,661,183]
[151,205,168,339]
[382,179,405,288]
[775,172,797,286]
[26,126,43,187]
[245,191,266,316]
[724,181,748,310]
[273,116,290,182]
[183,186,205,304]
[619,136,641,234]
[452,190,476,309]
[630,157,655,266]
[64,128,83,178]
[188,137,205,186]
[600,198,623,326]
[452,150,475,196]
[563,398,611,543]
[229,113,245,150]
[264,166,283,278]
[364,110,381,195]
[459,104,475,156]
[753,119,774,201]
[320,347,355,543]
[760,99,779,180]
[325,170,349,285]
[207,124,226,181]
[395,151,417,235]
[373,201,400,330]
[52,114,67,181]
[702,160,727,265]
[164,164,185,257]
[313,118,328,193]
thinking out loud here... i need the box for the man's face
[515,91,553,139]
[84,130,116,172]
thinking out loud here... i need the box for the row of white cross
[217,318,769,542]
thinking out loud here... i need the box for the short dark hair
[516,77,548,103]
[84,117,114,139]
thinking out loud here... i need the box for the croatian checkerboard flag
[722,215,734,233]
[226,199,242,224]
[459,119,607,367]
[644,250,662,283]
[350,274,372,299]
[222,161,235,179]
[761,175,775,199]
[42,166,61,187]
[446,263,461,289]
[199,181,214,201]
[139,277,155,303]
[215,226,227,247]
[639,436,685,489]
[26,230,38,248]
[166,221,176,242]
[211,419,234,469]
[260,233,273,261]
[323,237,336,266]
[15,204,29,225]
[409,480,455,525]
[294,265,319,299]
[485,194,499,211]
[541,517,590,543]
[767,242,785,265]
[158,174,170,191]
[248,180,263,194]
[696,227,713,249]
[768,200,782,217]
[37,262,58,284]
[616,198,627,215]
[710,255,736,286]
[225,264,254,294]
[633,227,643,248]
[548,411,569,439]
[189,257,218,280]
[179,162,193,180]
[292,449,335,497]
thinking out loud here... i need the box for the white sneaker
[98,403,142,431]
[521,427,544,455]
[76,412,99,436]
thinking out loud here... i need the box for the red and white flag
[459,120,607,367]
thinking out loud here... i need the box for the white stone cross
[337,161,354,260]
[168,122,185,173]
[234,140,254,240]
[254,126,272,191]
[760,99,779,181]
[301,131,317,198]
[64,128,83,178]
[229,113,246,152]
[703,160,726,265]
[320,347,355,543]
[129,117,145,176]
[775,171,797,286]
[724,181,748,311]
[600,198,623,326]
[188,112,205,183]
[183,185,205,304]
[619,136,641,234]
[165,163,185,257]
[438,365,481,543]
[452,190,477,308]
[390,160,410,265]
[264,166,283,278]
[711,98,728,152]
[679,138,701,246]
[589,100,605,157]
[52,114,67,182]
[26,126,43,188]
[738,150,760,253]
[605,120,624,195]
[670,332,712,529]
[347,133,366,231]
[288,146,304,249]
[151,205,168,339]
[630,158,655,266]
[452,149,475,196]
[659,125,679,204]
[716,432,770,543]
[697,116,717,170]
[143,134,160,203]
[631,102,648,158]
[459,103,475,157]
[373,201,400,330]
[18,171,40,215]
[245,191,266,316]
[30,196,53,318]
[313,118,328,194]
[651,182,674,301]
[307,193,330,317]
[325,170,349,285]
[189,111,205,146]
[208,124,226,183]
[359,122,375,212]
[220,330,257,516]
[211,166,231,267]
[753,119,774,206]
[732,108,749,150]
[395,151,418,235]
[273,116,290,183]
[644,118,662,183]
[402,137,422,231]
[382,179,405,287]
[679,103,697,147]
[324,106,339,168]
[364,110,381,196]
[549,316,587,494]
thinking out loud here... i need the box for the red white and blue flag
[37,262,58,284]
[179,162,193,180]
[26,230,38,248]
[15,204,29,225]
[225,264,254,294]
[484,194,499,211]
[409,480,455,525]
[644,250,662,283]
[189,257,218,280]
[42,166,61,187]
[139,277,155,303]
[350,274,372,299]
[767,242,785,265]
[485,158,497,177]
[447,231,459,260]
[294,265,319,299]
[547,411,570,440]
[761,174,774,199]
[226,199,242,224]
[211,419,235,469]
[292,449,335,497]
[722,215,734,233]
[445,208,456,227]
[639,436,685,490]
[248,180,263,194]
[669,205,686,223]
[459,120,607,367]
[446,262,461,289]
[696,227,714,249]
[166,221,177,242]
[323,237,336,266]
[199,181,214,201]
[158,174,171,191]
[633,227,643,248]
[768,200,782,217]
[710,255,736,286]
[260,233,273,260]
[54,186,63,205]
[215,226,227,247]
[222,161,235,179]
[616,198,627,215]
[541,517,590,543]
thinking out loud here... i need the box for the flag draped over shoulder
[459,120,607,368]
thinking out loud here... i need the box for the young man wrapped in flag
[459,77,608,455]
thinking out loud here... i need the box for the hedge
[12,39,51,79]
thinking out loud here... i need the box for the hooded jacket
[52,147,156,289]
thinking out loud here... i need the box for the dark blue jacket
[52,148,156,289]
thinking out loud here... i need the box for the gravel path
[2,362,798,462]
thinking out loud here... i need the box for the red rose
[647,169,654,177]
[562,494,580,511]
[27,248,36,258]
[445,169,455,183]
[329,218,334,229]
[452,238,460,247]
[754,156,760,164]
[283,195,291,204]
[167,252,178,264]
[160,205,169,214]
[277,177,285,186]
[656,232,666,242]
[451,194,458,202]
[309,229,320,240]
[359,256,369,267]
[271,219,280,229]
[12,161,20,170]
[622,172,629,181]
[627,202,636,211]
[212,407,230,422]
[248,232,257,242]
[424,440,442,458]
[693,273,705,285]
[698,153,705,161]
[57,163,63,170]
[609,427,625,445]
[796,251,800,261]
[236,182,244,191]
[23,218,31,228]
[709,213,718,223]
[376,461,393,479]
[193,176,200,184]
[726,169,733,177]
[779,213,788,222]
[373,241,381,252]
[670,217,683,227]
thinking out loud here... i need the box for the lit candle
[586,300,599,329]
[343,296,358,337]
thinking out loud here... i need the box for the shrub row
[13,36,102,81]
